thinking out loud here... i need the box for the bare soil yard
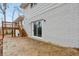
[0,35,3,56]
[3,36,79,56]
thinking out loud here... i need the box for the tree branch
[0,4,3,12]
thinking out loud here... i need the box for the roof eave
[14,16,24,23]
[20,3,29,9]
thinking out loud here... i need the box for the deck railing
[2,21,19,28]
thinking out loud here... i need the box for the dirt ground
[0,35,3,56]
[3,36,79,56]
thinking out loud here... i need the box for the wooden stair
[18,26,28,37]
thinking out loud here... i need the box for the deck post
[2,21,4,38]
[12,22,13,37]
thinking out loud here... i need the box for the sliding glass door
[33,21,42,37]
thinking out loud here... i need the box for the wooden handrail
[2,21,19,28]
[2,21,15,23]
